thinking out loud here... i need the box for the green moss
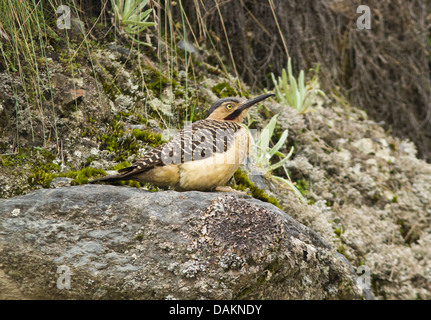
[23,147,105,188]
[28,170,55,188]
[0,42,18,72]
[337,244,349,259]
[94,62,122,100]
[66,167,107,185]
[102,80,121,100]
[204,63,222,75]
[127,180,141,188]
[174,87,185,99]
[0,148,59,190]
[58,49,83,76]
[111,161,131,171]
[100,113,163,162]
[131,128,163,147]
[211,82,238,98]
[233,169,281,209]
[143,183,159,192]
[85,155,98,166]
[28,166,107,187]
[106,179,140,188]
[81,125,97,137]
[100,116,123,153]
[135,65,176,94]
[104,179,141,189]
[0,155,14,167]
[295,179,309,196]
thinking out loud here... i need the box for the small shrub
[111,0,155,46]
[271,58,325,114]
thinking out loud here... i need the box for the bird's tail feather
[89,174,128,184]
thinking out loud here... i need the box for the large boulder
[0,185,372,299]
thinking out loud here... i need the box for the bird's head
[205,93,275,123]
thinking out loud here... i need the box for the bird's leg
[214,185,249,196]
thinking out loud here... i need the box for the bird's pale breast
[176,128,249,191]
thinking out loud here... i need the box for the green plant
[251,114,292,171]
[247,114,306,203]
[271,58,326,114]
[111,0,155,46]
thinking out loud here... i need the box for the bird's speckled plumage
[90,94,274,191]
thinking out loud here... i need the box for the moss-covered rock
[232,169,281,209]
[211,81,238,98]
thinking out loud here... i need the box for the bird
[90,93,275,191]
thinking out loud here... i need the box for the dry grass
[1,0,431,161]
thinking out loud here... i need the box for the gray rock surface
[0,185,372,299]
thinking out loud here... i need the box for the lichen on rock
[0,185,370,300]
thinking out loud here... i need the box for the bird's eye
[226,104,233,110]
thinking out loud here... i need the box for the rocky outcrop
[0,185,372,300]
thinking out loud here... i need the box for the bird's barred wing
[118,144,165,174]
[117,119,243,176]
[160,119,243,164]
[89,143,167,184]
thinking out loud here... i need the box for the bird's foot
[214,186,250,196]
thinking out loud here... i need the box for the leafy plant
[271,58,326,114]
[111,0,155,46]
[251,114,292,171]
[247,114,307,203]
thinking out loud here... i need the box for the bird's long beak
[237,93,275,112]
